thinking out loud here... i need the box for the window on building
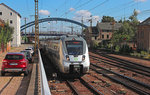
[102,34,104,39]
[95,36,97,40]
[10,20,13,24]
[0,12,2,15]
[141,31,144,38]
[10,12,12,16]
[107,35,109,39]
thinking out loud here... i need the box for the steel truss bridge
[21,32,80,36]
[21,17,88,31]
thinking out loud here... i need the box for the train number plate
[74,57,78,61]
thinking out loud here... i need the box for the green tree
[111,9,140,52]
[101,16,115,22]
[129,9,140,41]
[0,28,5,44]
[0,23,14,49]
[4,23,14,43]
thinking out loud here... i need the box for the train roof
[60,35,84,41]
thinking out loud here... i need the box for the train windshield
[66,41,83,55]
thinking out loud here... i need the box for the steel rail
[79,77,104,95]
[90,63,150,95]
[98,53,150,71]
[38,49,51,95]
[90,55,150,77]
[66,80,81,95]
[92,52,150,73]
[66,78,104,95]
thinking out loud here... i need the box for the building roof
[83,26,99,36]
[84,27,98,33]
[97,22,122,31]
[0,3,21,18]
[139,17,150,25]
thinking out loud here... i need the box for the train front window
[66,41,83,55]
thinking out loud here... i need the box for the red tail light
[20,61,27,65]
[20,60,27,67]
[2,60,8,65]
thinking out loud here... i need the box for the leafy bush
[0,23,14,51]
[119,44,133,53]
[115,45,120,52]
[92,40,99,49]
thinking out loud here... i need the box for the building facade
[82,27,99,47]
[83,22,122,47]
[137,17,150,51]
[0,3,21,47]
[96,22,122,41]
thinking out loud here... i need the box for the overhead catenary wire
[75,0,94,9]
[88,0,109,11]
[54,0,68,16]
[60,0,94,17]
[113,9,150,21]
[97,1,135,15]
[73,0,82,8]
[90,1,138,22]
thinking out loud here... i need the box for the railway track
[41,50,104,95]
[95,51,150,72]
[66,77,104,95]
[90,55,150,77]
[90,63,150,95]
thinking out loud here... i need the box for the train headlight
[66,55,70,61]
[82,55,85,61]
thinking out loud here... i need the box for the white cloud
[134,0,147,2]
[138,20,143,23]
[39,10,50,15]
[73,10,100,24]
[75,10,91,18]
[69,8,75,11]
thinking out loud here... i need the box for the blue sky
[0,0,150,32]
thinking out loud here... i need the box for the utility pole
[71,26,73,34]
[34,0,39,54]
[81,16,83,36]
[89,15,92,47]
[24,17,27,43]
[68,26,74,35]
[111,20,115,52]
